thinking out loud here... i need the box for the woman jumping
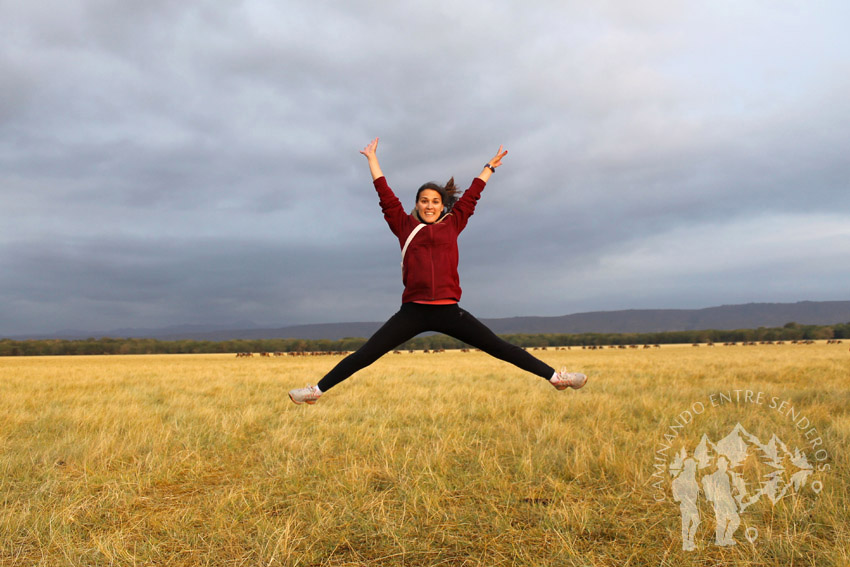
[289,138,587,404]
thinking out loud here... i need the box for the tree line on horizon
[0,321,846,357]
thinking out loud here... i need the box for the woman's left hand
[487,145,508,170]
[478,145,508,182]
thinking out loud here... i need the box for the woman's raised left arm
[476,145,508,183]
[449,145,509,230]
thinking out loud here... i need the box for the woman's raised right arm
[361,137,408,237]
[360,137,384,181]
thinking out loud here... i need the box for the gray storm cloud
[1,1,849,336]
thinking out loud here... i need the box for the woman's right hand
[360,137,379,160]
[360,137,384,180]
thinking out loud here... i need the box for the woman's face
[416,189,443,224]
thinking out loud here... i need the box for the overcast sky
[2,1,849,337]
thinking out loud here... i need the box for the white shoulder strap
[401,223,426,269]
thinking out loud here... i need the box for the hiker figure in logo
[701,456,741,546]
[671,456,700,551]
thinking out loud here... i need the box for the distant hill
[480,301,850,335]
[11,300,849,341]
[47,300,848,341]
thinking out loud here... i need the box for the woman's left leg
[435,305,555,380]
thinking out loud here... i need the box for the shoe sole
[289,392,318,405]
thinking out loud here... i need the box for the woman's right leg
[317,304,424,392]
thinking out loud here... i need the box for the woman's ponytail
[442,177,460,210]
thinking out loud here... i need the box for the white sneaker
[550,368,587,390]
[289,384,322,405]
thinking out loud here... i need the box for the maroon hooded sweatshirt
[373,175,486,304]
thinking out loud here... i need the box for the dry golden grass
[0,343,848,566]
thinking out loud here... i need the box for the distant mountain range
[13,300,850,341]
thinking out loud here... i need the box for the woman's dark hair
[415,178,460,213]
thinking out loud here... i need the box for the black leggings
[317,302,555,392]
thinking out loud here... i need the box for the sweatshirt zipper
[428,227,436,299]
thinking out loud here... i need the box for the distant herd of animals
[235,347,575,358]
[234,340,842,358]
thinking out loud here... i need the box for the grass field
[1,342,848,566]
